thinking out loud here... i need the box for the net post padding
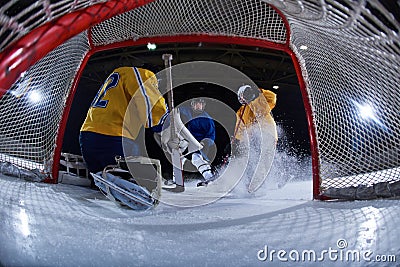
[0,0,154,98]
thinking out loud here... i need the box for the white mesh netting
[0,32,90,173]
[0,0,399,198]
[285,1,400,190]
[90,0,286,45]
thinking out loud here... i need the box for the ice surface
[1,149,399,267]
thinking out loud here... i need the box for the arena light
[28,90,42,103]
[147,42,157,50]
[272,85,279,89]
[353,101,385,128]
[299,45,308,50]
[358,103,374,121]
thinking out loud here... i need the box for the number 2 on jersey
[91,73,120,108]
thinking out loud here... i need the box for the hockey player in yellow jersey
[231,84,278,192]
[234,85,277,142]
[79,66,169,175]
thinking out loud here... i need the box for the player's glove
[161,135,189,155]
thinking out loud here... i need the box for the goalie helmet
[190,97,206,113]
[237,84,260,105]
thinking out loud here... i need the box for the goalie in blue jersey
[178,97,217,184]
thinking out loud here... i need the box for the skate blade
[197,181,209,187]
[162,184,185,193]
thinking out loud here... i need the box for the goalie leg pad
[190,152,214,181]
[92,171,155,210]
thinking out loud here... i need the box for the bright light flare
[147,43,157,50]
[28,90,42,103]
[352,101,385,129]
[358,103,375,121]
[18,208,31,237]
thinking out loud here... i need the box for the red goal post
[0,0,399,200]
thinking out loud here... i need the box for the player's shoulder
[179,105,191,112]
[195,112,214,124]
[259,89,276,102]
[178,105,192,118]
[113,66,131,73]
[177,105,189,113]
[113,67,155,77]
[202,111,213,119]
[136,67,156,77]
[260,88,275,95]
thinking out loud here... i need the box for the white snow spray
[226,124,312,199]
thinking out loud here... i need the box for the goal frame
[4,0,378,200]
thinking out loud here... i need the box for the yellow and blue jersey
[80,67,168,140]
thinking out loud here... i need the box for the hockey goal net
[0,0,399,200]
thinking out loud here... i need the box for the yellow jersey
[80,67,168,140]
[234,88,277,141]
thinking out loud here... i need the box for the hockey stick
[162,54,185,192]
[221,105,246,166]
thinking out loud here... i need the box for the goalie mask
[237,85,260,105]
[190,98,206,113]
